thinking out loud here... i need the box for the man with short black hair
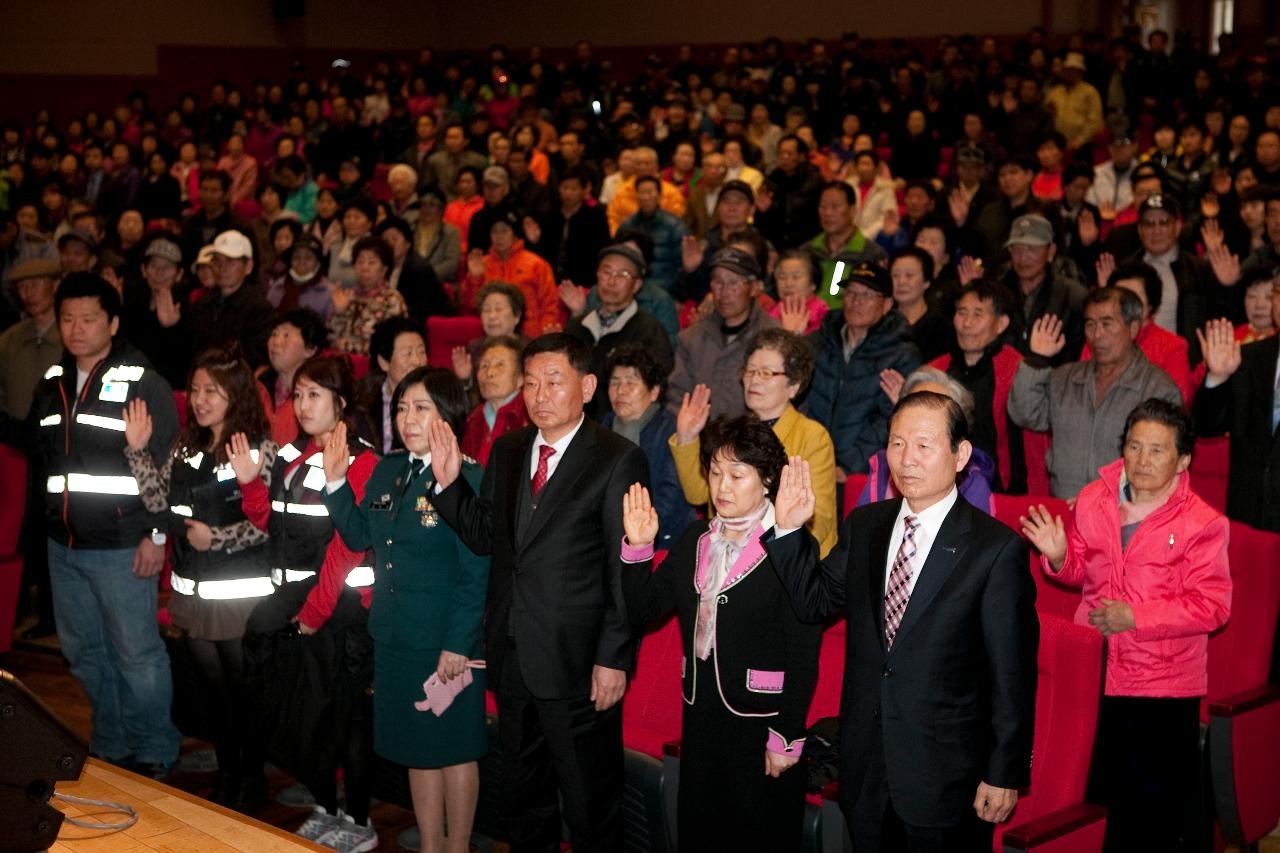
[808,180,888,308]
[1001,213,1088,364]
[180,170,247,263]
[428,332,649,853]
[756,134,825,249]
[424,124,487,201]
[188,230,274,366]
[26,272,182,777]
[358,316,428,453]
[525,166,610,286]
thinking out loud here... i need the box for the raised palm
[622,483,660,548]
[122,398,152,452]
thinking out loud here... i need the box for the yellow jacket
[1045,82,1104,150]
[607,177,687,234]
[668,405,838,557]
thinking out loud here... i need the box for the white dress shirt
[1142,247,1180,333]
[529,415,585,482]
[882,487,960,597]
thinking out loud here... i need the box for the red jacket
[931,345,1024,492]
[460,394,528,466]
[1046,458,1231,697]
[459,240,563,339]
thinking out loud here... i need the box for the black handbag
[802,716,841,793]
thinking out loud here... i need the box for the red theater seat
[841,473,869,518]
[1207,522,1280,848]
[0,444,27,556]
[992,494,1080,622]
[427,316,483,370]
[998,613,1107,852]
[1023,431,1052,497]
[1188,436,1229,514]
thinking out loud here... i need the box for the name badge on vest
[415,495,438,528]
[99,381,129,403]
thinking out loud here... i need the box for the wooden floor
[1,638,436,852]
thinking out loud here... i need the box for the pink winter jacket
[1045,458,1231,698]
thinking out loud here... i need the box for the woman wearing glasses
[671,327,838,556]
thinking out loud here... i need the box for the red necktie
[531,445,556,496]
[884,515,920,649]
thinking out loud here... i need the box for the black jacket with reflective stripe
[31,339,178,548]
[167,448,270,586]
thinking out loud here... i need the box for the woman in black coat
[619,415,821,852]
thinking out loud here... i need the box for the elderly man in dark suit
[427,332,649,853]
[766,391,1039,852]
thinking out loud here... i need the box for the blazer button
[386,538,393,546]
[385,562,392,570]
[882,666,893,678]
[872,707,881,719]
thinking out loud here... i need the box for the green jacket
[324,452,489,654]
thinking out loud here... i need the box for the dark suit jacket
[433,420,650,698]
[765,496,1038,827]
[1193,334,1280,532]
[1121,249,1227,364]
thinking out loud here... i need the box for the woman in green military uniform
[320,365,489,853]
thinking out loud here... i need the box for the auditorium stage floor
[5,632,1279,852]
[2,641,499,852]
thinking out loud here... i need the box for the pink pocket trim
[746,668,785,693]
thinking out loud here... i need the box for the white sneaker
[294,806,340,842]
[317,810,378,853]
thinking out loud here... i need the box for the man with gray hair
[1007,286,1180,499]
[1000,213,1088,365]
[606,146,686,233]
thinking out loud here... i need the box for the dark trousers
[20,455,53,624]
[845,722,993,853]
[1090,695,1202,853]
[495,638,623,853]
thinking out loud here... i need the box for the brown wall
[0,0,1048,77]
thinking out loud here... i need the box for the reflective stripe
[39,414,62,427]
[270,499,329,517]
[44,365,64,379]
[185,452,204,469]
[170,504,194,517]
[49,473,140,495]
[278,444,302,462]
[102,365,145,382]
[345,566,375,587]
[171,571,274,600]
[271,568,317,585]
[216,465,236,482]
[304,452,324,467]
[76,413,127,432]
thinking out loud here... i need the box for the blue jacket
[803,310,922,474]
[603,407,696,548]
[620,208,690,297]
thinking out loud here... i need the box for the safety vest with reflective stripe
[164,444,272,596]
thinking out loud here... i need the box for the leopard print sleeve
[126,446,174,513]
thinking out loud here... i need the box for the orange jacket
[606,177,687,234]
[459,240,564,337]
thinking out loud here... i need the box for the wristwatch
[150,528,167,546]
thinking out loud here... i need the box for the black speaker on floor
[0,670,87,853]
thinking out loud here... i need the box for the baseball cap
[955,144,986,165]
[1138,194,1181,220]
[598,244,649,276]
[211,230,253,260]
[837,262,891,297]
[1063,52,1087,72]
[194,244,217,269]
[719,179,755,205]
[57,228,99,254]
[709,247,761,281]
[1005,214,1055,248]
[482,165,510,186]
[144,238,183,266]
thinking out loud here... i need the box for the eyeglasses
[598,265,638,283]
[740,366,788,381]
[842,289,886,304]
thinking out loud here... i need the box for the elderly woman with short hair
[1021,398,1231,852]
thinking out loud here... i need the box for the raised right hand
[1094,251,1116,287]
[775,456,816,530]
[1028,314,1066,359]
[322,421,351,483]
[154,287,182,328]
[122,398,152,452]
[947,189,970,227]
[450,345,472,381]
[522,216,542,246]
[778,295,809,334]
[681,234,704,273]
[226,432,266,485]
[1018,504,1067,570]
[427,417,462,490]
[331,286,355,313]
[559,279,587,315]
[675,384,712,445]
[1196,317,1242,384]
[466,248,487,280]
[622,482,660,548]
[878,368,905,404]
[957,255,983,286]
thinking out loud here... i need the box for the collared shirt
[883,487,959,597]
[329,451,430,494]
[484,389,520,430]
[580,300,638,343]
[530,415,585,482]
[0,315,62,419]
[1142,247,1180,332]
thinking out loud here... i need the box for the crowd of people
[1,23,1278,853]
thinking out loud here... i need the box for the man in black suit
[1194,314,1280,532]
[428,333,649,853]
[767,391,1038,851]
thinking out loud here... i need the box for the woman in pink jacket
[1021,397,1231,853]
